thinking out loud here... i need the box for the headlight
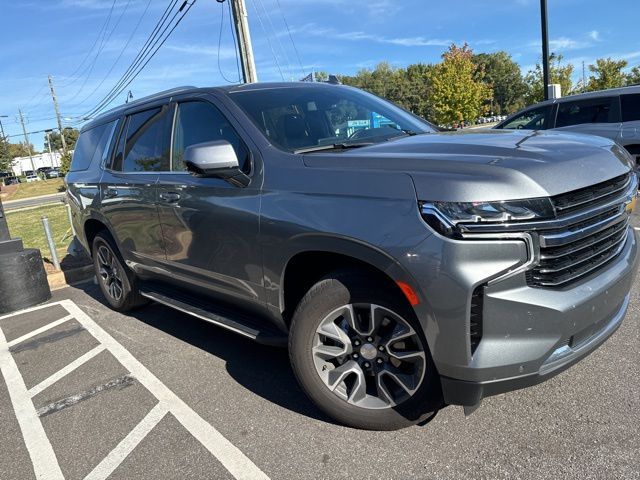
[421,198,554,237]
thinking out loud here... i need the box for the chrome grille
[530,173,635,287]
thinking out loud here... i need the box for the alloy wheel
[97,244,124,301]
[312,304,426,410]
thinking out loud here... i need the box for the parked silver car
[495,85,640,168]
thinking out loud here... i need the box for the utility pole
[229,0,258,83]
[540,0,550,100]
[18,109,36,174]
[0,115,7,140]
[48,75,67,155]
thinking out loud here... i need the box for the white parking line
[0,322,64,480]
[0,300,271,480]
[7,314,74,348]
[84,403,168,480]
[28,345,106,398]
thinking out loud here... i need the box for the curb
[47,264,95,291]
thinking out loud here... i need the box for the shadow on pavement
[72,282,336,426]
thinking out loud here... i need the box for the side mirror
[183,140,250,187]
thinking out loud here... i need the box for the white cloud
[589,30,601,41]
[529,37,591,51]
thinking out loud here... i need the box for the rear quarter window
[70,120,117,172]
[621,93,640,122]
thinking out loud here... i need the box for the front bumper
[401,227,638,407]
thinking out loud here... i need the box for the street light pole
[540,0,551,101]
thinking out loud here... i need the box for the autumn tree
[587,58,628,91]
[473,51,527,114]
[427,44,492,125]
[524,53,574,103]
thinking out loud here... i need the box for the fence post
[41,216,60,270]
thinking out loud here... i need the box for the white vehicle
[25,174,39,183]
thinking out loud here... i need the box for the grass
[4,178,66,201]
[5,204,72,260]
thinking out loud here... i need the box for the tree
[43,128,80,152]
[627,66,640,85]
[59,152,72,175]
[473,51,527,114]
[587,58,628,91]
[426,44,492,125]
[8,141,36,158]
[0,137,11,172]
[524,53,574,104]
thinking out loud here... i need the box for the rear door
[100,104,173,269]
[155,96,264,309]
[553,96,622,140]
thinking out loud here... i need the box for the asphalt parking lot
[1,230,639,479]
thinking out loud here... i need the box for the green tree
[0,137,11,172]
[473,51,527,114]
[626,66,640,85]
[587,58,628,91]
[44,128,80,152]
[524,53,574,104]
[8,141,36,158]
[59,152,72,175]
[427,44,492,125]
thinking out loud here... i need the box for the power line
[82,0,197,119]
[78,0,183,118]
[64,0,154,109]
[275,0,305,78]
[249,0,284,81]
[217,0,238,83]
[227,0,242,82]
[255,0,293,80]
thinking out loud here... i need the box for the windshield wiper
[294,142,373,154]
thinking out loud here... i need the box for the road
[0,263,638,479]
[2,192,66,211]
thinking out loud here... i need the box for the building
[11,152,62,175]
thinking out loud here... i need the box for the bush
[59,152,72,175]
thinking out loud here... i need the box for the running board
[138,285,287,347]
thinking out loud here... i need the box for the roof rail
[122,86,198,108]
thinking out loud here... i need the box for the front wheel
[289,271,443,430]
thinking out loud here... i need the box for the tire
[289,270,443,431]
[92,231,146,312]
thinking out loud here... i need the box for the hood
[302,130,633,202]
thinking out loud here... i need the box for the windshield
[229,85,435,153]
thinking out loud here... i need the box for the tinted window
[230,86,435,152]
[621,94,640,122]
[499,106,551,130]
[121,106,171,172]
[172,101,249,172]
[70,120,117,171]
[556,97,617,127]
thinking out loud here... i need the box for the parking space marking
[0,320,65,480]
[0,300,270,480]
[84,403,168,480]
[7,314,74,349]
[28,345,106,398]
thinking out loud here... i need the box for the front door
[156,99,264,308]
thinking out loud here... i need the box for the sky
[1,0,639,150]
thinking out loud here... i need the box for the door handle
[159,192,181,203]
[105,188,118,198]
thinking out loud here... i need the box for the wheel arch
[278,236,423,328]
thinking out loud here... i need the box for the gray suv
[495,85,640,167]
[67,82,639,430]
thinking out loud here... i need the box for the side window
[172,101,249,172]
[621,94,640,122]
[556,97,617,127]
[122,106,172,172]
[70,120,117,172]
[499,106,550,130]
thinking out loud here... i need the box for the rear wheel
[92,231,146,312]
[289,271,443,430]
